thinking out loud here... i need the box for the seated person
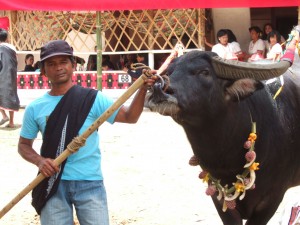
[226,29,245,61]
[34,61,41,72]
[70,47,85,71]
[103,55,115,70]
[266,30,282,61]
[24,54,35,72]
[87,45,97,71]
[262,23,286,52]
[211,29,237,60]
[102,62,112,71]
[246,26,265,62]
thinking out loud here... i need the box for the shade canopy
[0,0,299,11]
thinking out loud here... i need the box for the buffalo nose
[153,82,163,91]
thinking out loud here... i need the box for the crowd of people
[207,23,286,62]
[86,46,147,74]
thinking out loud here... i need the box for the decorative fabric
[0,43,20,111]
[16,73,131,89]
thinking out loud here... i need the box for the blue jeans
[40,180,109,225]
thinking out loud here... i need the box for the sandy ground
[0,107,299,225]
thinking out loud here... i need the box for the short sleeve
[90,91,120,124]
[20,104,39,139]
[230,42,241,53]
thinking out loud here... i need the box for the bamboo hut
[1,10,206,62]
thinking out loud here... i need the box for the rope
[66,136,87,153]
[131,63,166,88]
[161,75,170,92]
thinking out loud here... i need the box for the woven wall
[4,10,205,52]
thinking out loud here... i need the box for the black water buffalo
[145,49,300,224]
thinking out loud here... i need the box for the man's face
[42,55,74,85]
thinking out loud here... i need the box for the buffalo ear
[225,78,264,101]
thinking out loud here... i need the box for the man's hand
[141,70,158,90]
[37,157,60,177]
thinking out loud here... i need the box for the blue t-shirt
[20,91,119,181]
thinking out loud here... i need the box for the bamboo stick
[0,74,149,219]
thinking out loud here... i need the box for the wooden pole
[0,74,149,219]
[298,6,300,25]
[96,11,103,91]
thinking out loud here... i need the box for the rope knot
[67,136,87,153]
[131,63,152,77]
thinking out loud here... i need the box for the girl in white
[226,29,245,61]
[266,30,283,61]
[212,29,237,60]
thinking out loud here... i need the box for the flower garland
[189,122,259,212]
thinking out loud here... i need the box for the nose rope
[161,75,170,92]
[131,63,165,88]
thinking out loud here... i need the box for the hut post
[148,10,155,69]
[8,11,17,46]
[298,6,300,25]
[8,12,12,41]
[96,11,103,91]
[198,9,205,50]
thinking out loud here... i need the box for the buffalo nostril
[154,82,163,91]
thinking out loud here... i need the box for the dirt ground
[0,108,299,225]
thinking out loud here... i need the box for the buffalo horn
[211,56,291,80]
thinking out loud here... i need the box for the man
[18,40,156,225]
[123,53,147,81]
[0,28,20,128]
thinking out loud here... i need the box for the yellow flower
[203,174,210,183]
[234,182,245,193]
[248,133,257,142]
[249,162,260,171]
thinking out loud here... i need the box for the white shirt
[212,43,237,60]
[248,39,265,54]
[231,41,242,54]
[267,43,282,60]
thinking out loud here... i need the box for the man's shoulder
[0,43,16,52]
[26,92,59,108]
[73,85,98,95]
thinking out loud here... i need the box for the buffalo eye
[196,69,209,76]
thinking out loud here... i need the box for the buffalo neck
[182,94,279,182]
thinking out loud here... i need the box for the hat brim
[41,53,73,62]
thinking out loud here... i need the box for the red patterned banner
[17,72,132,89]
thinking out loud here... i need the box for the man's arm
[18,137,59,177]
[114,76,156,123]
[116,46,182,123]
